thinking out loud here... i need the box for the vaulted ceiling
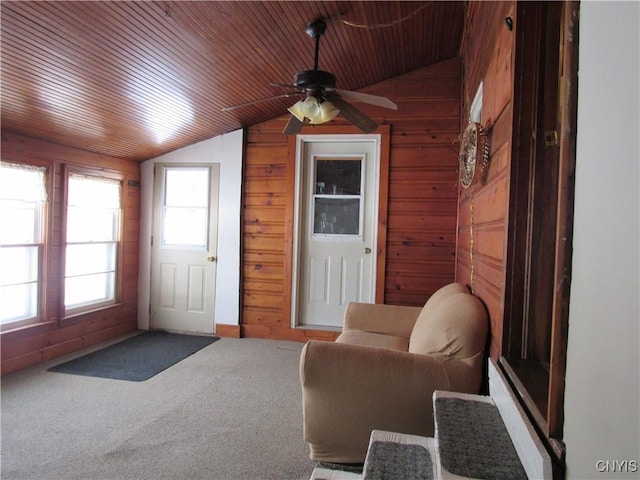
[1,1,465,162]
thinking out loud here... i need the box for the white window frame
[63,169,122,316]
[0,162,47,330]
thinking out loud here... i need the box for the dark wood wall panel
[242,58,461,341]
[456,1,515,359]
[1,131,140,375]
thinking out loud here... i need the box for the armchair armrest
[342,302,422,338]
[300,340,451,463]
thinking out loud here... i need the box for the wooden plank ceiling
[1,1,465,162]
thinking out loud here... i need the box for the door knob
[207,256,216,262]
[364,247,372,254]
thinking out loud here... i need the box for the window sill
[61,302,123,324]
[499,357,566,465]
[0,320,57,336]
[502,357,550,420]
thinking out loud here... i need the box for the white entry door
[150,164,219,334]
[294,137,379,329]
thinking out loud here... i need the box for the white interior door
[294,137,379,329]
[150,164,219,334]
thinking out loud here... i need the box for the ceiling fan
[222,18,398,134]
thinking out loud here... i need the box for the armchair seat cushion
[336,330,409,352]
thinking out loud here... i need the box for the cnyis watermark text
[595,459,638,473]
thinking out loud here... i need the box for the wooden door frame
[284,125,390,330]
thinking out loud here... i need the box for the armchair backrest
[408,284,488,359]
[420,282,468,312]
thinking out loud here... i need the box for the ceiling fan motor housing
[294,70,336,91]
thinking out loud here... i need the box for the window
[64,172,121,315]
[0,162,47,328]
[503,1,577,463]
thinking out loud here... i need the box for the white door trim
[291,134,381,329]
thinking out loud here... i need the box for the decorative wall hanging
[458,122,490,188]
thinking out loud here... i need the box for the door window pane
[165,169,209,207]
[162,167,209,248]
[314,198,361,235]
[315,158,362,195]
[163,207,207,246]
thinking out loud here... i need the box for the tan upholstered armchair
[299,282,489,464]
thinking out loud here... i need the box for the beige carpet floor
[1,335,317,480]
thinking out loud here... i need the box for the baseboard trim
[215,324,241,338]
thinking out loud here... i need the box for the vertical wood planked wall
[1,132,140,375]
[456,1,515,359]
[242,58,462,341]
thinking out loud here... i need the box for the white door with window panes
[293,137,379,329]
[150,164,219,334]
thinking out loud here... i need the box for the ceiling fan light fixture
[287,97,312,122]
[301,96,321,119]
[227,17,396,135]
[311,99,339,125]
[287,96,338,125]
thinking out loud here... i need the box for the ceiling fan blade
[269,82,297,89]
[324,91,379,133]
[332,89,398,110]
[283,115,305,135]
[222,92,300,112]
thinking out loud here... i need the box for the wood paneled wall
[456,1,515,359]
[242,59,461,341]
[1,132,140,375]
